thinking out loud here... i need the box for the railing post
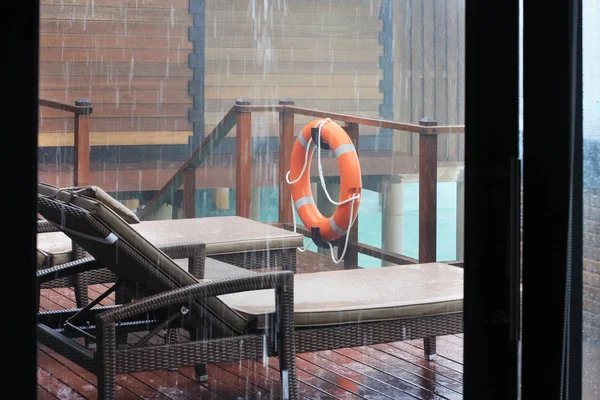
[183,166,196,218]
[73,98,92,187]
[419,117,438,263]
[343,122,360,267]
[235,98,252,218]
[381,175,405,267]
[278,98,295,223]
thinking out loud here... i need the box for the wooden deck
[37,251,464,400]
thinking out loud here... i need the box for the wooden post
[343,122,360,267]
[213,188,230,210]
[419,117,438,263]
[183,167,196,218]
[456,166,465,261]
[251,186,261,220]
[235,98,252,218]
[278,98,295,223]
[382,176,405,267]
[73,98,92,186]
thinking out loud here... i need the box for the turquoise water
[195,183,458,268]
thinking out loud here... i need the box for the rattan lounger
[36,187,463,400]
[36,182,303,308]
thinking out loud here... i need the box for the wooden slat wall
[393,0,465,160]
[38,0,384,146]
[202,0,384,138]
[38,0,193,146]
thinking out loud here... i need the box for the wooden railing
[139,98,465,268]
[38,98,93,186]
[46,96,466,268]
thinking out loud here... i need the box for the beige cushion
[129,217,303,254]
[38,182,140,224]
[174,257,257,281]
[37,216,304,266]
[218,263,463,328]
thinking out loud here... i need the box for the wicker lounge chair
[37,187,464,400]
[37,189,297,399]
[36,182,303,308]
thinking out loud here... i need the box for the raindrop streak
[281,369,289,400]
[128,57,134,91]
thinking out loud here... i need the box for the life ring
[288,118,362,242]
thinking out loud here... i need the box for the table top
[38,216,304,259]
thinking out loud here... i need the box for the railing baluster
[278,98,295,223]
[235,98,252,218]
[73,98,92,187]
[343,122,360,267]
[418,117,438,263]
[183,166,196,218]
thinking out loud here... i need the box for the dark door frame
[464,0,583,399]
[4,1,583,399]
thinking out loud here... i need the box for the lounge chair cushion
[218,263,463,328]
[174,257,257,281]
[38,182,140,223]
[37,216,304,267]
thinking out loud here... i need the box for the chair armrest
[98,270,293,323]
[37,256,105,285]
[157,241,206,280]
[95,271,296,385]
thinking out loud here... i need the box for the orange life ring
[288,119,362,242]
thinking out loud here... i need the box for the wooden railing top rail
[39,98,93,115]
[233,103,466,135]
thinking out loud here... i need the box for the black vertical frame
[2,0,39,397]
[522,0,583,398]
[464,1,520,399]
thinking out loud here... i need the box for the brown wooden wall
[38,0,385,146]
[38,0,194,147]
[202,0,384,138]
[392,0,465,160]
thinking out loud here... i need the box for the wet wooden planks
[37,251,464,399]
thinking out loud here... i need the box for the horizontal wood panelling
[41,5,380,26]
[206,0,379,15]
[40,4,193,23]
[40,61,192,77]
[39,89,191,103]
[42,0,378,14]
[40,47,381,64]
[39,60,378,77]
[42,0,190,9]
[205,22,380,39]
[40,87,381,104]
[40,33,193,50]
[40,48,189,63]
[39,76,191,91]
[40,20,190,36]
[204,48,382,63]
[38,116,191,133]
[40,0,384,151]
[38,131,192,147]
[205,35,380,50]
